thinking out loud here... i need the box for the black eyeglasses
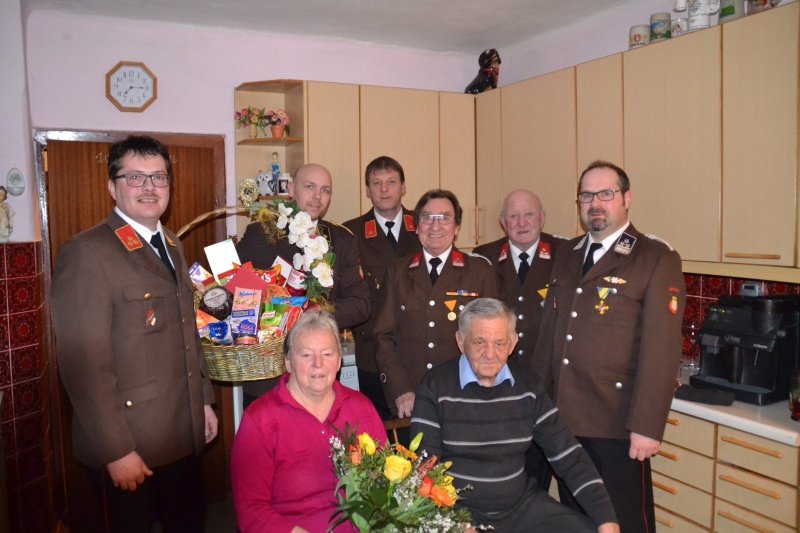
[114,173,171,188]
[576,189,623,203]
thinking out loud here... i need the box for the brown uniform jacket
[373,248,498,405]
[473,233,564,361]
[531,224,685,442]
[343,208,421,372]
[51,212,215,469]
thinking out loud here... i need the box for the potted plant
[264,109,291,139]
[234,106,267,138]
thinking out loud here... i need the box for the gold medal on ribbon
[444,299,457,321]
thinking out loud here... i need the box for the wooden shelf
[236,136,303,146]
[235,79,302,93]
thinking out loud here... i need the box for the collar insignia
[573,234,588,251]
[498,242,509,262]
[365,219,378,239]
[403,214,416,232]
[451,250,465,267]
[613,232,636,255]
[538,241,551,260]
[409,252,422,269]
[165,234,176,247]
[115,225,143,252]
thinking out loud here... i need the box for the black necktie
[429,257,442,286]
[385,221,398,250]
[517,252,530,284]
[582,242,603,277]
[150,232,176,280]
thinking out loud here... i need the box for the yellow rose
[358,433,376,456]
[383,455,412,483]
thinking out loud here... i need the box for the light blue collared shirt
[458,354,515,389]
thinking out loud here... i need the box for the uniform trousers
[557,437,654,533]
[86,454,205,533]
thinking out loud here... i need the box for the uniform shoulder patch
[645,233,675,251]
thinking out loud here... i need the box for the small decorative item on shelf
[265,108,291,139]
[235,106,267,138]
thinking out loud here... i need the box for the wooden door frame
[33,129,229,527]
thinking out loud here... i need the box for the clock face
[105,61,157,112]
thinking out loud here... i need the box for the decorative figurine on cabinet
[271,152,281,183]
[256,170,274,197]
[0,186,14,243]
[464,48,502,94]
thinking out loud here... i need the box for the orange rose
[429,485,456,508]
[419,476,434,497]
[348,444,362,465]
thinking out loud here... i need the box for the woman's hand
[290,527,311,533]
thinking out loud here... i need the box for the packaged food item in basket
[209,321,233,345]
[230,287,261,343]
[189,262,214,291]
[279,305,304,334]
[255,264,282,286]
[270,295,308,308]
[260,302,286,339]
[196,309,219,340]
[199,286,233,321]
[285,268,307,296]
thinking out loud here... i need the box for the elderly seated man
[410,298,619,533]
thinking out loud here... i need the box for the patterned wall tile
[0,244,7,279]
[11,380,40,419]
[14,413,43,451]
[764,281,800,295]
[5,244,35,279]
[0,349,10,387]
[0,316,9,352]
[683,296,702,326]
[2,420,15,456]
[6,277,37,314]
[16,444,46,481]
[684,273,701,297]
[10,345,41,383]
[8,311,38,349]
[701,276,729,299]
[0,386,12,422]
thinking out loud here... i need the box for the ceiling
[24,0,639,54]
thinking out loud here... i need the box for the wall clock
[105,61,157,112]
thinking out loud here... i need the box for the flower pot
[248,124,258,138]
[270,125,286,139]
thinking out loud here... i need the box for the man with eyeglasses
[237,163,371,404]
[51,135,217,532]
[373,189,497,420]
[532,160,685,532]
[343,156,421,420]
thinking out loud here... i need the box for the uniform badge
[357,258,365,280]
[498,242,509,262]
[595,300,609,315]
[613,233,636,255]
[451,250,465,268]
[537,286,548,300]
[403,214,416,232]
[115,225,143,251]
[145,309,157,327]
[669,295,679,315]
[538,241,551,260]
[408,252,422,269]
[444,300,457,321]
[165,234,176,247]
[604,276,627,284]
[365,220,378,239]
[596,287,611,315]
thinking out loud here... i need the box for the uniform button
[562,358,570,365]
[181,318,186,324]
[459,305,465,311]
[125,400,133,408]
[185,345,190,351]
[400,305,406,311]
[428,342,435,348]
[429,321,435,327]
[611,288,618,295]
[518,314,524,320]
[518,295,524,302]
[540,301,545,307]
[518,349,524,355]
[565,334,573,341]
[576,287,583,294]
[429,300,436,306]
[426,363,433,369]
[188,371,193,378]
[518,332,525,338]
[571,311,578,318]
[615,382,623,389]
[144,293,152,300]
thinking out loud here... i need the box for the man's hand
[629,432,660,461]
[204,404,218,444]
[107,451,153,491]
[598,522,620,533]
[290,527,311,533]
[395,392,415,418]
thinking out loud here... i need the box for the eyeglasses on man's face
[419,214,456,225]
[576,189,623,203]
[114,173,171,188]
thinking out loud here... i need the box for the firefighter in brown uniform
[532,161,685,533]
[373,189,498,418]
[343,156,421,419]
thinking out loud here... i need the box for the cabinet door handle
[720,435,783,459]
[724,252,781,260]
[717,510,774,533]
[718,474,781,500]
[657,450,679,462]
[652,480,678,495]
[665,417,680,426]
[655,515,675,528]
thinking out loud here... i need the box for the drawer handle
[720,435,783,459]
[717,510,775,533]
[652,480,678,495]
[655,515,674,528]
[718,474,781,500]
[657,450,679,462]
[666,417,680,426]
[724,253,781,260]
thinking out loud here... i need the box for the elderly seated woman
[231,309,388,533]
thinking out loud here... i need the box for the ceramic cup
[629,24,651,49]
[651,12,672,41]
[675,0,689,11]
[689,0,721,31]
[671,17,689,37]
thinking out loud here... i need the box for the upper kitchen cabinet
[623,28,721,263]
[501,68,579,238]
[360,86,440,214]
[439,92,477,249]
[576,54,623,171]
[306,81,361,224]
[476,89,504,246]
[721,3,799,267]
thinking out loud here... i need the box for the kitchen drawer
[714,498,796,533]
[652,471,713,528]
[652,441,715,492]
[717,425,798,486]
[663,410,715,457]
[655,505,709,532]
[715,462,796,528]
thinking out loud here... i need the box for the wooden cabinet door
[576,54,623,171]
[439,92,476,248]
[359,86,440,212]
[501,68,579,238]
[623,28,721,262]
[476,89,504,246]
[306,81,361,224]
[722,3,799,267]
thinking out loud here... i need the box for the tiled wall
[0,242,50,533]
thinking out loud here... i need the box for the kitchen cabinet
[475,89,503,245]
[623,28,722,263]
[576,53,623,172]
[501,67,579,238]
[721,3,799,267]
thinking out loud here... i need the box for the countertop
[671,396,800,447]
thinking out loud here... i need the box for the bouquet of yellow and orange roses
[328,425,473,532]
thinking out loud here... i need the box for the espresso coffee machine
[690,295,800,405]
